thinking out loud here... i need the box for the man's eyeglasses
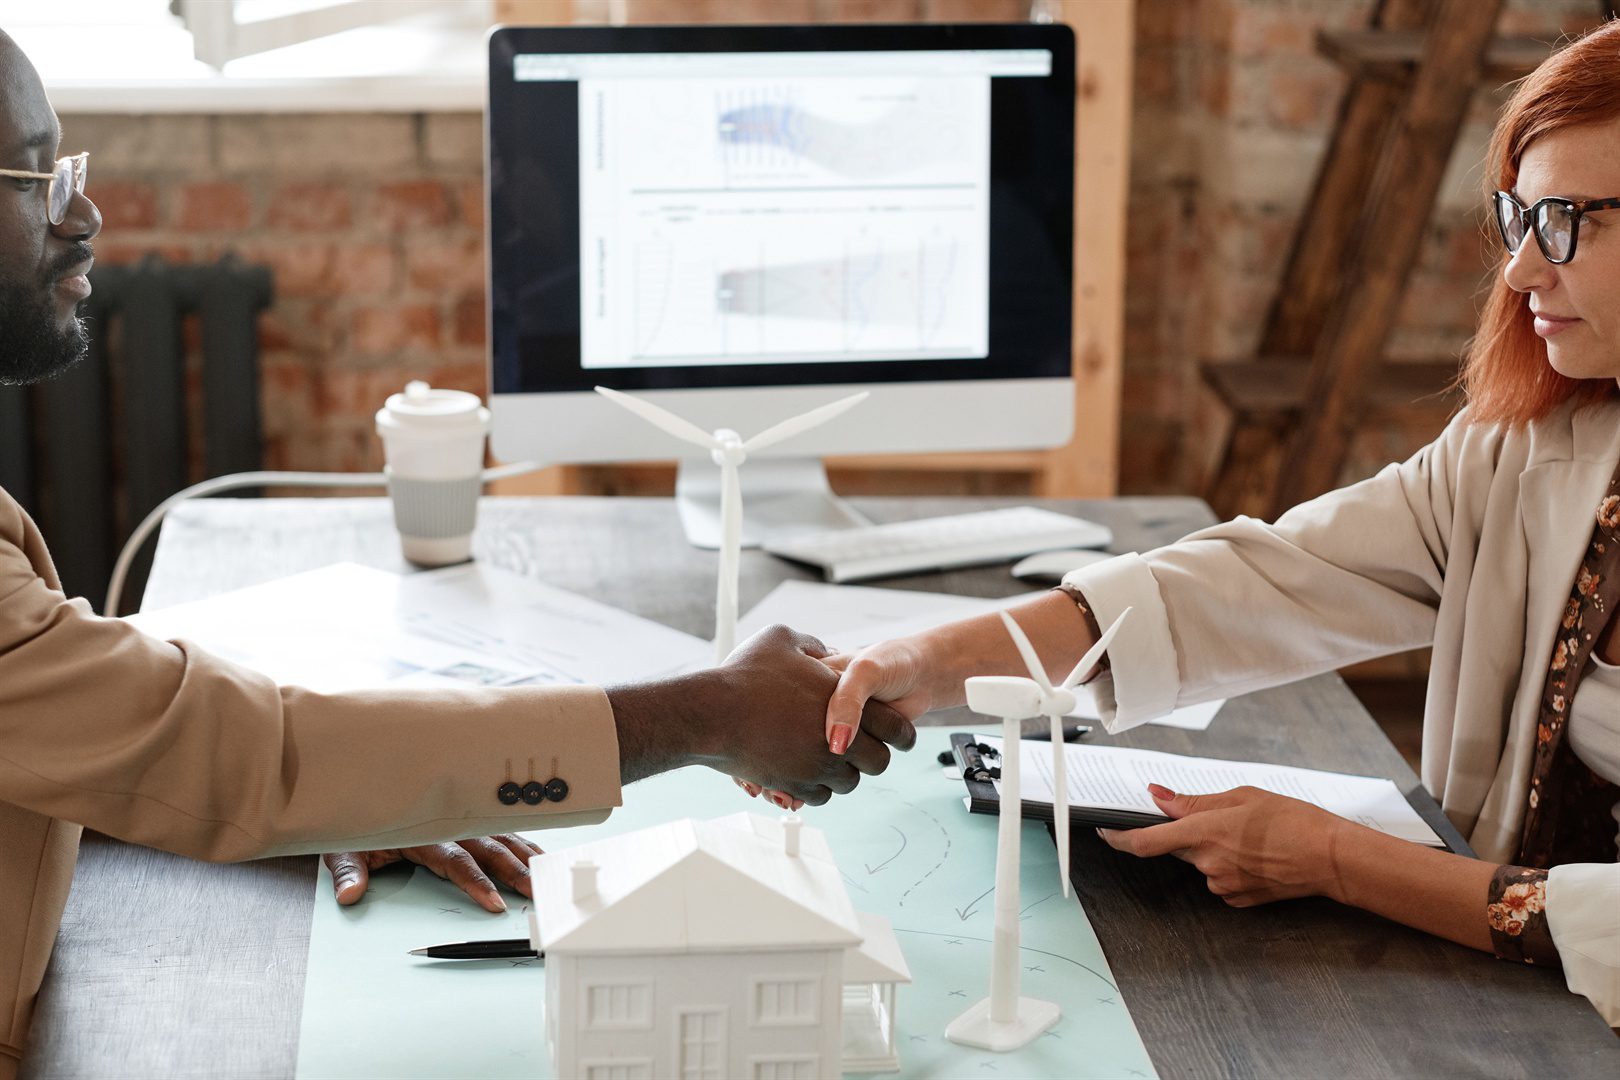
[1494,190,1620,265]
[0,152,89,226]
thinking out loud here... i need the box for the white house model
[528,813,912,1080]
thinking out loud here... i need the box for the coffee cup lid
[377,381,489,433]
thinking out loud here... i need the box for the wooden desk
[23,497,1619,1078]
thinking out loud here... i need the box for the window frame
[178,0,491,69]
[749,976,821,1028]
[582,978,655,1031]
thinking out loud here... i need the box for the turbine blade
[999,611,1056,695]
[1059,605,1133,690]
[1051,713,1071,898]
[741,391,869,453]
[594,386,718,450]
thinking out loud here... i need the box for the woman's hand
[822,640,942,754]
[323,834,544,913]
[733,637,940,810]
[1097,784,1354,906]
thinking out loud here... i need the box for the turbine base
[944,995,1061,1051]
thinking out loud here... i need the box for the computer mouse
[1010,548,1114,582]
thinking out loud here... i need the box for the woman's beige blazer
[1070,396,1620,1023]
[0,489,626,1078]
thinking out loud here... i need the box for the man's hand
[1096,784,1352,906]
[323,834,544,912]
[609,625,917,806]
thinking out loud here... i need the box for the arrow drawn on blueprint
[955,885,995,922]
[898,800,952,908]
[864,825,907,874]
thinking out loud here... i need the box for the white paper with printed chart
[293,729,1157,1079]
[127,561,710,692]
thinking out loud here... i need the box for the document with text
[977,734,1445,847]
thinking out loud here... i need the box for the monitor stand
[675,457,871,550]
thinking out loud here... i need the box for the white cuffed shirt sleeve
[1546,861,1620,1025]
[1062,552,1178,733]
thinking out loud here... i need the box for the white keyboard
[763,506,1113,583]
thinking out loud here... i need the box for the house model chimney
[571,859,599,903]
[783,816,802,857]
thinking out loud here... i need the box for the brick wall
[59,0,1612,490]
[64,111,486,475]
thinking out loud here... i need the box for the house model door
[677,1007,726,1079]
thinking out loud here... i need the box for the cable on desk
[104,462,547,617]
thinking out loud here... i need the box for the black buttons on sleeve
[498,773,570,806]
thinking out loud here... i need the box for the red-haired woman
[792,20,1620,1022]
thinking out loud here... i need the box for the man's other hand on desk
[324,835,544,912]
[612,624,918,807]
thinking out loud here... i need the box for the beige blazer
[1071,396,1620,1022]
[0,487,625,1078]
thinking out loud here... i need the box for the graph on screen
[578,70,991,369]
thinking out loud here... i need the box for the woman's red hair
[1462,19,1620,425]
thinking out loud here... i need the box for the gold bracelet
[1052,583,1110,682]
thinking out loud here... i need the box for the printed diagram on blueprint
[578,72,991,368]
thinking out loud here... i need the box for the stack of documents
[974,734,1445,847]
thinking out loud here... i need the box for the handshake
[605,623,920,808]
[327,623,927,911]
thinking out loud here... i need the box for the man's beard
[0,276,90,386]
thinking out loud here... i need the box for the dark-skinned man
[0,29,915,1078]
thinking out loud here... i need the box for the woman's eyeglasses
[1494,190,1620,265]
[0,152,89,226]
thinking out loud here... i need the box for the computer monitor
[486,23,1076,547]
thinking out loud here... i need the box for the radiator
[0,253,273,608]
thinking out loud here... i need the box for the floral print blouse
[1489,466,1620,967]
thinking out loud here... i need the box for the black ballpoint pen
[407,937,541,960]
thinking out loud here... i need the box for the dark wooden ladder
[1199,0,1555,520]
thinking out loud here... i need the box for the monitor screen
[487,24,1074,397]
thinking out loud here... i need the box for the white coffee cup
[375,381,490,566]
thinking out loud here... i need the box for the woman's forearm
[901,590,1097,710]
[1329,822,1496,953]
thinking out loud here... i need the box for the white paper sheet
[979,735,1445,847]
[739,581,1225,729]
[127,562,710,692]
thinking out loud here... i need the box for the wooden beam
[1259,0,1435,360]
[1038,0,1133,498]
[1317,29,1549,84]
[1202,359,1461,416]
[1273,0,1503,515]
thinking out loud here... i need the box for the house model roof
[533,813,863,954]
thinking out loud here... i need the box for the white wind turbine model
[594,386,869,664]
[945,606,1131,1052]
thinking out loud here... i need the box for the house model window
[529,812,913,1077]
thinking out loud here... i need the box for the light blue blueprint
[295,730,1157,1079]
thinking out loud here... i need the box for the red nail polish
[829,723,853,756]
[1147,782,1176,801]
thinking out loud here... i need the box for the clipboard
[949,731,1172,830]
